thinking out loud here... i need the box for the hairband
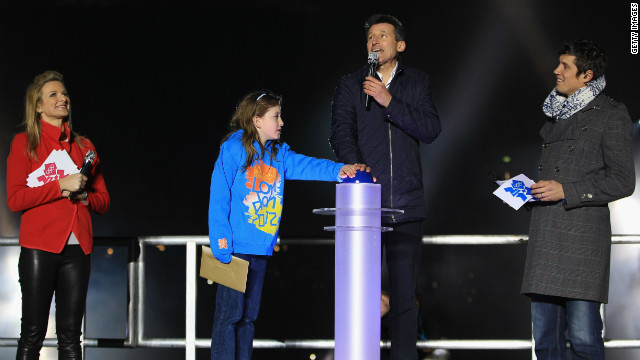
[257,93,267,100]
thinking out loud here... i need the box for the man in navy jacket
[329,14,441,360]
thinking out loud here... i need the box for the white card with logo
[493,174,536,210]
[26,150,80,188]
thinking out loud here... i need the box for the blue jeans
[531,294,604,360]
[211,254,268,360]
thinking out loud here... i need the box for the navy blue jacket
[329,62,441,223]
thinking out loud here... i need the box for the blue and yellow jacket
[208,130,344,262]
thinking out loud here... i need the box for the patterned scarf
[542,75,606,120]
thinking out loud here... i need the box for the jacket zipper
[388,123,395,222]
[387,67,401,222]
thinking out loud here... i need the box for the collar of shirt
[377,62,399,88]
[41,119,72,151]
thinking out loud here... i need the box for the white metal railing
[2,235,640,359]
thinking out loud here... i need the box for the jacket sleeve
[385,72,441,144]
[208,142,240,263]
[563,105,636,209]
[83,144,110,215]
[281,143,345,182]
[329,75,365,164]
[6,134,61,212]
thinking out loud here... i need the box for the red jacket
[6,120,110,254]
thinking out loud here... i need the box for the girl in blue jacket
[209,90,364,360]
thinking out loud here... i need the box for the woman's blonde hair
[23,70,85,159]
[222,91,282,171]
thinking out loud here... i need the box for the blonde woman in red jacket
[6,71,110,360]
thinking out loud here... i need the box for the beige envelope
[200,246,249,293]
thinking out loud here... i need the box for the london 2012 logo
[243,160,283,235]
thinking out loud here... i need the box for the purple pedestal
[314,183,402,360]
[335,183,381,360]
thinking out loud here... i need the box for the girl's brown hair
[222,91,282,171]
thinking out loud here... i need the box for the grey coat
[521,94,636,303]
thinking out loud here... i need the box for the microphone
[78,151,96,175]
[69,150,96,200]
[365,51,379,109]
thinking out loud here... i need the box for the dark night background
[1,0,639,359]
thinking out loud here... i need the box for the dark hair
[222,90,282,171]
[558,40,607,80]
[364,14,405,41]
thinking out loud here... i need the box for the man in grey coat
[522,40,635,360]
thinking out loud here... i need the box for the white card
[493,174,536,210]
[26,150,80,188]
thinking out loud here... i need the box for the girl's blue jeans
[211,254,268,360]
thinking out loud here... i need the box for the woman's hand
[58,173,88,197]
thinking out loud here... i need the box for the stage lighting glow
[610,196,640,234]
[502,155,511,163]
[0,249,21,336]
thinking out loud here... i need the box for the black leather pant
[16,245,91,360]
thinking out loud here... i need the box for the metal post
[128,239,140,348]
[185,240,197,359]
[137,238,146,345]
